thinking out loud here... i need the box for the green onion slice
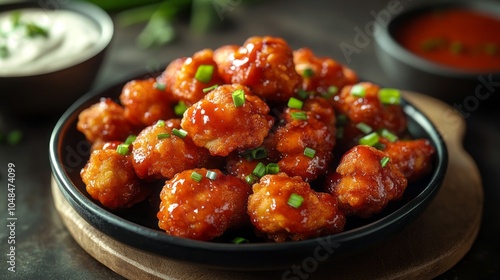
[358,132,380,146]
[355,122,372,134]
[252,162,266,178]
[297,89,310,99]
[265,163,280,174]
[288,97,304,110]
[302,68,315,78]
[287,193,304,208]
[336,114,348,126]
[202,84,218,93]
[157,133,171,139]
[291,111,308,121]
[154,82,166,91]
[156,120,165,127]
[380,129,398,142]
[206,170,217,180]
[232,89,245,107]
[124,135,137,145]
[378,88,401,105]
[380,156,390,168]
[174,101,188,116]
[251,147,267,160]
[172,128,188,138]
[25,22,49,38]
[190,171,203,182]
[303,147,316,158]
[322,86,338,99]
[232,237,249,244]
[245,174,259,185]
[194,64,214,83]
[336,127,344,139]
[350,84,366,97]
[116,144,130,155]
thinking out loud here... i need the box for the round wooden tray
[52,92,483,279]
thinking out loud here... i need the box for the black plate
[49,70,448,271]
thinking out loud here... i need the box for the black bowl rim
[374,0,500,79]
[49,71,448,269]
[0,1,113,78]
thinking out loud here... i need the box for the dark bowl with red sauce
[374,0,500,104]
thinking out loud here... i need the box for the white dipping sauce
[0,9,100,76]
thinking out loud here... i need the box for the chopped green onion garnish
[380,156,390,168]
[303,147,316,158]
[336,114,348,126]
[194,64,214,83]
[287,193,304,208]
[0,45,9,59]
[116,144,130,155]
[190,171,203,182]
[252,162,266,178]
[245,174,259,185]
[322,86,338,99]
[450,41,463,54]
[232,237,249,244]
[157,133,171,139]
[156,120,165,127]
[206,170,218,180]
[380,129,398,142]
[202,84,218,93]
[10,10,21,27]
[288,97,304,110]
[232,89,245,107]
[6,130,22,145]
[420,37,445,52]
[359,132,380,146]
[154,82,166,91]
[350,84,366,97]
[336,127,344,139]
[297,89,310,99]
[251,147,267,160]
[172,128,187,138]
[378,88,401,105]
[302,68,315,78]
[25,22,49,38]
[124,135,137,145]
[291,111,308,121]
[174,101,188,116]
[355,122,372,134]
[265,163,280,174]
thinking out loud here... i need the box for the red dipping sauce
[394,8,500,71]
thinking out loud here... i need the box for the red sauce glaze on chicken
[157,168,251,241]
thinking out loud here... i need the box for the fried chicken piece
[119,78,175,127]
[77,98,135,143]
[247,173,345,242]
[157,168,251,241]
[293,47,358,95]
[382,139,435,182]
[181,84,274,156]
[131,119,212,181]
[160,49,224,105]
[81,149,150,209]
[214,36,302,102]
[327,145,408,218]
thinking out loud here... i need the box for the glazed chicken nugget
[327,145,407,218]
[131,119,212,181]
[77,98,135,143]
[119,78,175,127]
[382,139,435,182]
[181,84,274,156]
[157,169,251,241]
[160,49,223,105]
[333,82,407,135]
[81,149,150,209]
[215,36,302,102]
[247,173,345,242]
[293,47,358,95]
[275,109,335,182]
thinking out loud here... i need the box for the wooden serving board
[52,92,483,280]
